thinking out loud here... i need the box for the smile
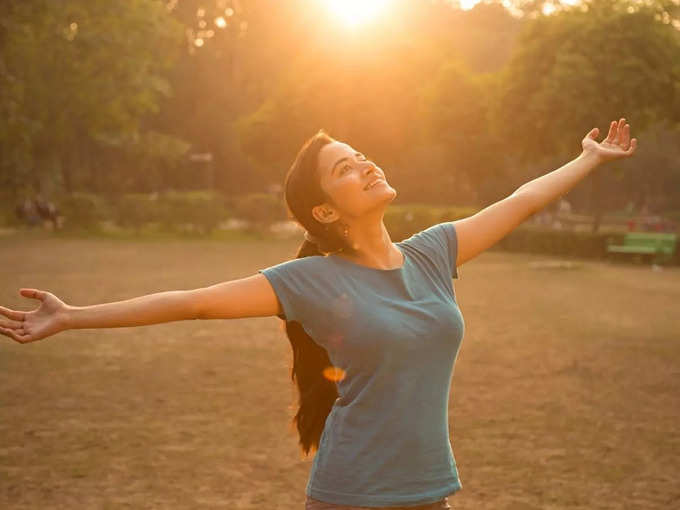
[364,179,385,190]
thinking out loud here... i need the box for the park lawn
[1,234,678,510]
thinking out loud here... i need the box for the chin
[375,187,397,208]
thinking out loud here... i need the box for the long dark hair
[282,129,353,457]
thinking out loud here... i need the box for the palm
[0,289,69,343]
[582,117,637,164]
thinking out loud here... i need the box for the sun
[322,0,391,28]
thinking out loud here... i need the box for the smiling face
[313,141,397,225]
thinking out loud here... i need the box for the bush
[112,193,162,233]
[229,193,287,232]
[0,191,22,227]
[155,190,229,235]
[385,203,478,241]
[492,226,612,259]
[56,192,111,231]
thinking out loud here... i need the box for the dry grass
[1,234,678,509]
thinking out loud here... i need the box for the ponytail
[280,128,349,457]
[284,238,339,457]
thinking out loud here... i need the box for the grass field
[1,233,678,509]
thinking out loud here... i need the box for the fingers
[0,325,32,344]
[615,118,626,144]
[605,117,625,143]
[605,120,617,143]
[20,288,46,301]
[0,315,24,329]
[0,304,26,322]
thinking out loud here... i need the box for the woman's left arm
[452,117,637,268]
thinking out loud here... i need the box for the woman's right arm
[0,274,283,344]
[192,273,282,320]
[68,273,282,326]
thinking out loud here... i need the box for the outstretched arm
[0,274,282,344]
[452,117,637,268]
[65,290,199,329]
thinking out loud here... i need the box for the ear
[311,203,339,224]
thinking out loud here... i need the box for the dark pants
[305,495,452,510]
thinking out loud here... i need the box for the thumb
[20,288,46,301]
[587,127,599,139]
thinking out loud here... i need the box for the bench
[606,232,677,264]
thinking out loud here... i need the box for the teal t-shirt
[258,222,465,507]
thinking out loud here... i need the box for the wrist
[579,149,604,168]
[60,305,78,330]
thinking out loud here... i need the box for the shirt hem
[306,479,462,507]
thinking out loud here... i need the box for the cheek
[327,180,367,211]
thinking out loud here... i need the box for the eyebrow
[331,152,363,176]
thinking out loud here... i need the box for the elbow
[184,289,204,321]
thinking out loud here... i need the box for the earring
[342,223,349,238]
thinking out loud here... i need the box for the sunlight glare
[323,366,347,382]
[323,0,391,28]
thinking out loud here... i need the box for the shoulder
[258,254,337,285]
[400,222,459,279]
[260,254,330,274]
[400,222,456,253]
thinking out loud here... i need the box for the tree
[492,0,680,229]
[0,0,185,197]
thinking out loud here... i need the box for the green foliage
[3,0,680,216]
[494,0,680,164]
[416,57,509,202]
[56,192,111,231]
[385,203,479,241]
[493,224,678,266]
[0,0,186,193]
[155,190,229,235]
[229,193,288,232]
[111,194,162,233]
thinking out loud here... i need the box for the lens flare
[323,366,347,381]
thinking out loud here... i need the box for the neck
[337,211,402,269]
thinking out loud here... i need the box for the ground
[1,234,678,509]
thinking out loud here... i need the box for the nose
[362,161,377,176]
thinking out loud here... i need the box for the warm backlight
[323,366,347,382]
[322,0,391,27]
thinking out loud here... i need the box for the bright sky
[323,0,391,28]
[320,0,585,26]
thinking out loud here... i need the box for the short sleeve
[257,257,324,322]
[402,222,459,279]
[258,264,300,321]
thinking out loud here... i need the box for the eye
[340,163,351,174]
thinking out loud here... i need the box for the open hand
[0,289,70,344]
[582,117,638,164]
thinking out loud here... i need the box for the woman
[0,119,636,509]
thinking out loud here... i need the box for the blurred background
[1,0,679,254]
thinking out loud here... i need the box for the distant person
[15,197,41,227]
[34,194,61,231]
[0,118,638,510]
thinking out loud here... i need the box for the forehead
[317,141,356,177]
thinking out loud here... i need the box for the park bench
[606,232,677,264]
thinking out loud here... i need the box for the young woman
[0,119,636,509]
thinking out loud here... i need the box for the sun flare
[322,0,391,28]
